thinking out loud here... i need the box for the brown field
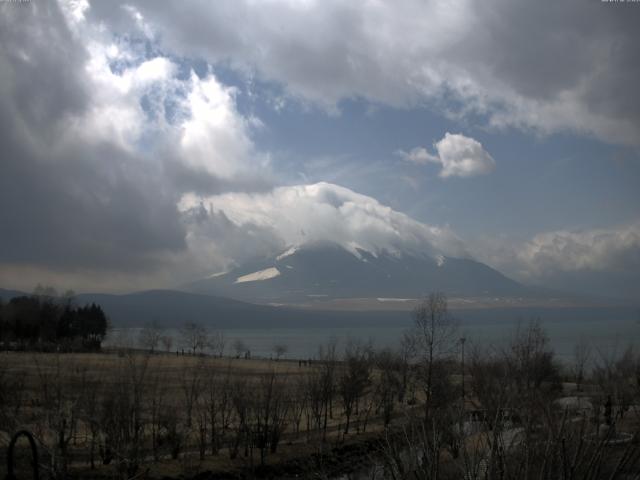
[0,349,409,479]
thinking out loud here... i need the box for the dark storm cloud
[0,2,89,133]
[0,140,186,270]
[460,1,640,137]
[0,2,186,271]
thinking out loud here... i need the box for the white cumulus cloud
[398,133,495,178]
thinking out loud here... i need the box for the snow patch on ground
[207,271,228,278]
[276,246,298,261]
[235,267,281,284]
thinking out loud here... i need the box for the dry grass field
[0,349,407,479]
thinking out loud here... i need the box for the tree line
[0,286,108,351]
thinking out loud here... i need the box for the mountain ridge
[186,242,533,303]
[1,287,635,330]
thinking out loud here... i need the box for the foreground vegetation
[1,293,639,479]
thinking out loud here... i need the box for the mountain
[186,242,532,304]
[0,288,26,302]
[71,289,420,328]
[0,287,409,327]
[1,286,634,329]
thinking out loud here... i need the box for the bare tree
[204,364,235,456]
[147,363,169,462]
[411,292,457,423]
[160,334,173,353]
[138,321,162,353]
[208,330,226,357]
[181,357,205,428]
[97,353,150,478]
[339,339,372,434]
[373,349,403,428]
[33,355,83,478]
[398,331,417,403]
[249,370,290,465]
[180,321,208,354]
[318,338,338,441]
[158,405,184,460]
[78,360,108,470]
[573,336,592,392]
[505,321,560,396]
[229,377,249,460]
[289,374,308,438]
[273,343,288,360]
[593,344,637,422]
[233,338,247,358]
[0,358,26,434]
[195,380,209,461]
[305,369,326,444]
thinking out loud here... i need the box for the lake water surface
[106,312,640,366]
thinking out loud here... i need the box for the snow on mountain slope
[187,242,528,304]
[276,246,298,261]
[235,267,281,283]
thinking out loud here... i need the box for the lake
[105,307,640,366]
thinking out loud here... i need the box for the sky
[0,0,639,299]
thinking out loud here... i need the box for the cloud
[1,0,636,297]
[178,182,469,270]
[397,133,495,178]
[517,224,640,278]
[87,0,640,146]
[178,72,259,179]
[0,1,269,289]
[516,223,640,299]
[473,222,640,299]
